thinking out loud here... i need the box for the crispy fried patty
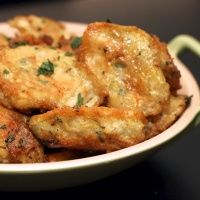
[29,107,146,152]
[77,22,181,116]
[0,45,105,113]
[9,15,70,46]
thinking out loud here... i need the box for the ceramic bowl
[0,22,199,191]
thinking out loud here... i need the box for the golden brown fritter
[145,95,187,139]
[0,105,45,163]
[77,22,180,116]
[9,15,70,46]
[0,45,105,113]
[29,107,146,152]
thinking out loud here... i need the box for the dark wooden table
[0,0,199,199]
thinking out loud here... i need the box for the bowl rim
[0,22,199,174]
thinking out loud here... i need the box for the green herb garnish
[118,88,126,96]
[106,19,112,23]
[185,95,193,107]
[70,37,82,49]
[0,124,6,129]
[3,69,9,75]
[165,61,172,66]
[38,79,49,84]
[76,93,84,108]
[19,58,27,65]
[10,41,29,48]
[41,19,46,24]
[5,134,15,144]
[96,131,104,142]
[37,60,55,76]
[5,36,11,42]
[56,117,63,123]
[64,51,73,56]
[114,61,126,68]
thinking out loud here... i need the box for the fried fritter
[0,105,45,163]
[0,45,105,113]
[9,15,70,46]
[29,107,146,152]
[77,22,175,116]
[145,95,187,139]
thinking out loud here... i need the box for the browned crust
[76,22,173,116]
[151,35,181,93]
[0,105,45,163]
[29,107,146,152]
[31,106,146,122]
[0,46,106,113]
[145,95,187,139]
[78,22,180,93]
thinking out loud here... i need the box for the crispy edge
[145,95,187,139]
[0,105,45,163]
[29,107,146,152]
[76,22,172,116]
[8,15,70,47]
[151,35,181,93]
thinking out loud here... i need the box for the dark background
[0,0,199,199]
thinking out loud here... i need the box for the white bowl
[0,22,199,191]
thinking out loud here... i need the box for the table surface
[0,0,199,199]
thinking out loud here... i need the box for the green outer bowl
[0,22,199,191]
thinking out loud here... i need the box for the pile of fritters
[0,15,187,163]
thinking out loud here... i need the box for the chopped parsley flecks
[3,69,9,75]
[70,37,82,49]
[64,51,73,56]
[106,18,112,23]
[114,60,126,68]
[20,58,28,65]
[0,124,6,129]
[76,93,84,108]
[37,60,55,76]
[165,61,172,66]
[118,88,126,96]
[185,95,193,107]
[5,134,15,144]
[38,79,49,84]
[41,18,46,24]
[10,41,29,48]
[96,131,104,142]
[56,117,63,123]
[18,138,26,147]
